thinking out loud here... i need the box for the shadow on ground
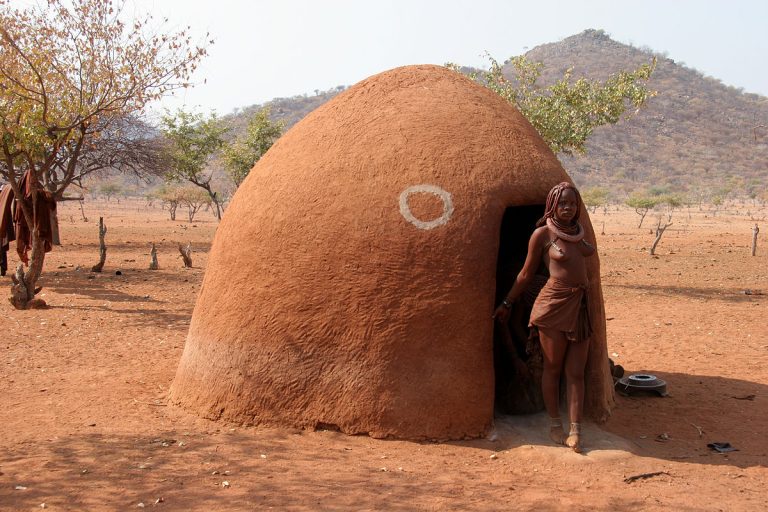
[606,283,763,303]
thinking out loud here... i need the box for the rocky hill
[230,30,768,200]
[521,29,768,200]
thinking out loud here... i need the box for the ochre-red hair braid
[536,182,582,228]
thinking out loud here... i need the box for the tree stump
[149,243,159,270]
[91,217,107,272]
[9,264,46,309]
[178,242,192,268]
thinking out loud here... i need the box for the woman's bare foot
[549,418,567,445]
[566,422,582,453]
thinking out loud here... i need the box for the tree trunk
[650,221,672,255]
[49,207,61,245]
[78,199,88,222]
[207,189,222,220]
[91,217,107,272]
[636,208,648,228]
[9,235,47,309]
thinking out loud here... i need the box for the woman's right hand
[493,303,511,323]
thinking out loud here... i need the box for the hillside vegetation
[228,29,767,201]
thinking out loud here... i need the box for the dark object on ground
[707,442,738,453]
[615,373,668,397]
[624,471,669,483]
[609,358,625,381]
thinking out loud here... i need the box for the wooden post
[91,217,107,272]
[178,242,192,268]
[149,243,159,270]
[752,224,759,256]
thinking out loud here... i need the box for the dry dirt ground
[1,198,766,511]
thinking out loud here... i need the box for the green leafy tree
[447,54,656,155]
[625,194,659,228]
[223,108,284,187]
[99,183,123,202]
[161,110,228,220]
[581,187,609,213]
[0,0,208,309]
[626,191,684,228]
[149,184,183,221]
[178,186,213,222]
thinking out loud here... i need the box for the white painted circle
[398,184,454,230]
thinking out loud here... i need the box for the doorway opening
[493,204,546,415]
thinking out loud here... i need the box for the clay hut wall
[169,64,613,440]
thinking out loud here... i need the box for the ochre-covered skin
[169,64,613,440]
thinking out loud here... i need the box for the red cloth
[529,277,593,343]
[10,172,56,264]
[0,184,15,276]
[0,184,15,245]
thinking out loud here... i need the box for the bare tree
[650,218,673,256]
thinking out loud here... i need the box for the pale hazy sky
[132,0,768,114]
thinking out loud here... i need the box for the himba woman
[493,182,596,453]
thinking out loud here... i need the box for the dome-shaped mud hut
[169,64,613,440]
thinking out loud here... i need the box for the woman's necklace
[546,218,584,243]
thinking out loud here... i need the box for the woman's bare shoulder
[530,225,551,241]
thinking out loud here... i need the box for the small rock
[222,481,230,488]
[490,453,498,460]
[155,498,164,504]
[260,454,267,459]
[14,485,27,490]
[40,504,46,509]
[137,503,145,508]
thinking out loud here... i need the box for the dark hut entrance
[494,204,547,415]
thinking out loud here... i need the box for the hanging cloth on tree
[11,171,56,265]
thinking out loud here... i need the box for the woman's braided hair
[536,182,582,231]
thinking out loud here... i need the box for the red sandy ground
[0,198,766,511]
